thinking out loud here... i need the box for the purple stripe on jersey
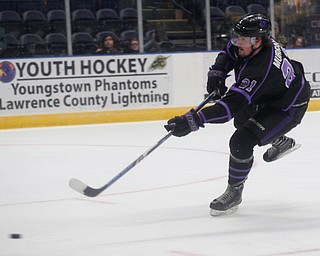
[198,110,229,123]
[236,58,248,82]
[217,100,232,120]
[229,166,251,173]
[261,108,297,144]
[226,40,237,61]
[198,111,207,122]
[229,86,252,103]
[282,76,305,111]
[198,101,232,123]
[250,45,275,98]
[220,50,227,55]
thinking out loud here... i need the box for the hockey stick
[69,92,216,197]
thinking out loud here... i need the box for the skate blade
[273,143,302,162]
[209,206,239,217]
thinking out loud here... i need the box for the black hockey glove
[164,109,204,137]
[207,65,228,100]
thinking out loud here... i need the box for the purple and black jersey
[199,38,310,125]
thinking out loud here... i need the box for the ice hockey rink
[1,110,320,256]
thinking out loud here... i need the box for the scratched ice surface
[1,111,320,256]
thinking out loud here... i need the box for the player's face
[237,43,254,57]
[231,32,257,57]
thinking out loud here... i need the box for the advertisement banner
[308,15,320,45]
[0,54,172,116]
[288,49,320,99]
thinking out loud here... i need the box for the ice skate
[209,183,244,216]
[263,136,300,162]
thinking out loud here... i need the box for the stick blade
[69,178,103,197]
[69,178,87,195]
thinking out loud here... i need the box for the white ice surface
[1,112,320,256]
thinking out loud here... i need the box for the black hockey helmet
[234,13,271,38]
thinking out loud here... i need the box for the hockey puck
[10,234,22,239]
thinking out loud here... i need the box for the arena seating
[0,0,278,57]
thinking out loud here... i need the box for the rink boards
[1,50,319,129]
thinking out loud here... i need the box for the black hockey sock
[228,154,254,185]
[228,127,258,185]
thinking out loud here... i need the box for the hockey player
[165,13,310,216]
